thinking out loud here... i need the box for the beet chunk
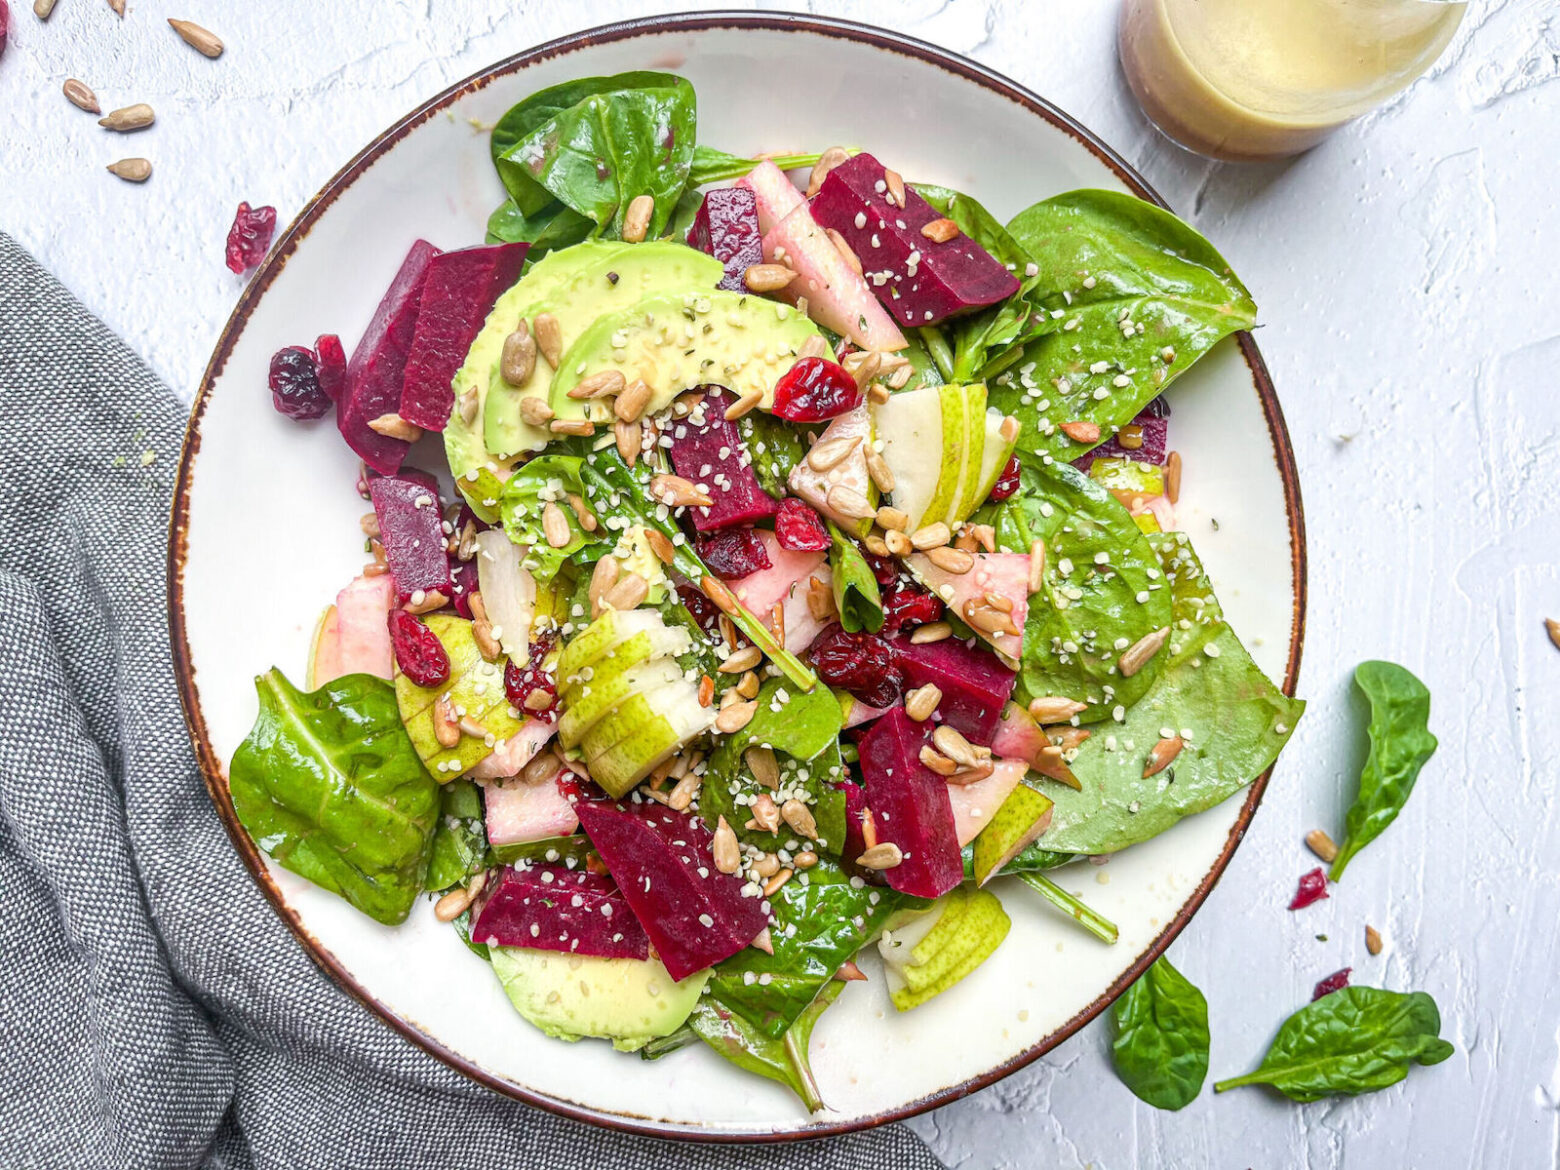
[338,238,441,475]
[400,242,528,432]
[687,187,764,293]
[667,388,780,532]
[367,473,455,608]
[469,863,649,960]
[856,708,963,899]
[893,634,1017,745]
[576,799,768,982]
[811,152,1020,327]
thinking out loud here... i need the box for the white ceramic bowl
[171,12,1305,1140]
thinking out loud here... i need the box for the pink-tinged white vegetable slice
[760,201,908,352]
[473,529,535,662]
[729,530,825,618]
[991,701,1050,767]
[310,574,396,687]
[469,864,648,959]
[856,708,963,899]
[908,551,1031,662]
[467,717,555,781]
[480,770,578,846]
[946,758,1026,847]
[843,699,892,729]
[736,159,807,236]
[787,404,875,534]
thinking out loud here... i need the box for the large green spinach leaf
[1329,661,1437,880]
[994,190,1255,464]
[230,670,440,925]
[1215,987,1454,1101]
[485,198,595,258]
[975,460,1170,720]
[499,454,608,585]
[491,72,696,237]
[1111,955,1209,1110]
[689,979,844,1111]
[425,779,488,892]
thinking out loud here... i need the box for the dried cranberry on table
[387,609,449,688]
[1311,968,1352,1000]
[0,2,10,62]
[314,333,346,402]
[773,498,831,552]
[988,454,1022,502]
[225,201,277,274]
[504,630,558,721]
[806,623,905,709]
[1288,867,1330,910]
[696,527,771,579]
[882,588,943,636]
[268,345,331,420]
[771,357,862,422]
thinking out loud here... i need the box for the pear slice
[583,686,715,798]
[558,626,691,706]
[558,659,686,750]
[878,883,1012,1011]
[972,783,1056,886]
[974,406,1019,504]
[555,609,665,683]
[872,383,991,531]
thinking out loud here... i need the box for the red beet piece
[314,334,346,403]
[687,187,764,293]
[469,862,649,960]
[988,454,1022,502]
[807,623,904,709]
[399,242,528,432]
[697,527,772,580]
[387,610,449,687]
[881,588,942,637]
[856,708,963,899]
[771,357,861,423]
[225,202,277,275]
[892,632,1016,744]
[1312,967,1352,1001]
[774,498,831,552]
[367,473,455,608]
[1289,867,1331,910]
[666,387,781,532]
[504,630,558,722]
[811,153,1020,328]
[448,503,488,619]
[268,346,330,421]
[576,799,769,981]
[1072,404,1170,470]
[337,238,441,475]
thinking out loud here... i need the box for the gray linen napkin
[0,231,945,1170]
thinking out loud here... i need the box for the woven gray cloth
[0,231,946,1170]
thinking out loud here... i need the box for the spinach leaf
[1111,955,1209,1110]
[425,779,488,892]
[485,197,595,259]
[974,459,1170,720]
[1018,871,1118,944]
[828,522,884,634]
[689,979,845,1111]
[577,449,818,691]
[704,857,909,1039]
[1330,662,1438,881]
[1214,987,1454,1101]
[686,145,835,186]
[995,190,1256,464]
[491,72,696,237]
[700,677,847,856]
[499,454,608,585]
[738,409,807,501]
[1147,530,1223,667]
[229,670,440,925]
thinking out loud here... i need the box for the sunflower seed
[1059,420,1101,443]
[857,842,903,871]
[712,816,741,874]
[650,473,713,509]
[781,799,818,840]
[613,418,641,465]
[433,886,473,922]
[1029,539,1047,593]
[909,621,952,644]
[622,194,654,243]
[876,505,909,532]
[1365,925,1383,955]
[724,390,762,421]
[798,335,829,360]
[1028,696,1087,723]
[1166,450,1182,504]
[63,79,102,114]
[1548,617,1560,650]
[807,146,850,197]
[883,168,906,208]
[927,545,974,574]
[1306,829,1339,864]
[500,328,536,386]
[433,696,461,748]
[826,228,863,276]
[614,377,651,422]
[548,418,594,437]
[587,555,620,614]
[919,745,958,776]
[719,644,762,674]
[749,792,781,834]
[920,217,960,243]
[1142,735,1184,778]
[404,589,448,615]
[904,683,941,722]
[715,700,757,735]
[807,434,860,472]
[826,485,875,522]
[33,0,56,18]
[1119,626,1170,677]
[1035,745,1081,789]
[932,724,981,768]
[99,103,155,132]
[910,522,950,550]
[106,158,153,182]
[864,446,895,494]
[458,386,480,427]
[541,501,571,549]
[367,413,422,442]
[743,263,796,292]
[519,396,554,426]
[168,17,223,57]
[745,746,780,790]
[532,313,562,367]
[702,576,739,615]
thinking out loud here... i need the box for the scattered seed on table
[168,16,223,57]
[106,158,152,182]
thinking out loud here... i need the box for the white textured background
[2,1,1555,1165]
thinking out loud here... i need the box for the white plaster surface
[1,1,1555,1165]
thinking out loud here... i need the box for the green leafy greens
[425,779,488,892]
[1329,661,1438,881]
[689,980,844,1112]
[1018,871,1118,944]
[229,670,440,925]
[498,454,607,584]
[828,521,885,634]
[1215,987,1454,1101]
[1111,955,1210,1110]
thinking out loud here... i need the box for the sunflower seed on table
[168,17,223,57]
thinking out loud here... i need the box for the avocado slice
[549,288,825,424]
[489,946,709,1052]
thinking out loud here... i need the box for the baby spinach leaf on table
[690,979,845,1112]
[425,779,488,892]
[499,455,608,585]
[1329,661,1438,881]
[491,72,696,237]
[973,459,1170,721]
[686,145,835,186]
[704,856,911,1039]
[1214,987,1454,1101]
[738,409,807,501]
[994,190,1256,464]
[229,670,440,926]
[485,197,594,258]
[828,522,885,634]
[1111,955,1209,1110]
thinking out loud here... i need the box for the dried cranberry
[697,527,772,579]
[771,357,862,422]
[1312,968,1352,1001]
[1288,867,1330,910]
[225,201,277,274]
[774,498,832,552]
[314,333,346,402]
[268,346,331,420]
[675,582,727,642]
[388,609,450,688]
[807,624,904,709]
[988,454,1022,502]
[504,631,558,721]
[0,3,10,61]
[882,588,943,635]
[861,547,901,589]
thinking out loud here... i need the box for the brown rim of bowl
[168,9,1307,1143]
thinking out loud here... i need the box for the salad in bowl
[228,70,1303,1111]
